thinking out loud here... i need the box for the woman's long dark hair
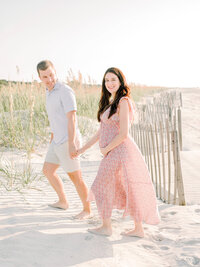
[97,67,131,122]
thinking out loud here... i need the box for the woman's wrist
[105,145,110,154]
[79,147,86,154]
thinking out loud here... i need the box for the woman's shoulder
[119,96,135,109]
[119,96,131,104]
[118,96,136,121]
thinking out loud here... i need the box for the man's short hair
[37,60,55,75]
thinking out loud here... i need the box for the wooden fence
[130,91,186,205]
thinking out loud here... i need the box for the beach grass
[0,77,163,151]
[0,71,165,190]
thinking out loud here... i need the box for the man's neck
[47,80,58,91]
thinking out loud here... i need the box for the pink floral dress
[88,97,160,224]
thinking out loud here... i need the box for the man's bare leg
[68,169,91,219]
[43,162,69,210]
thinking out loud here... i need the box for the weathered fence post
[150,124,158,196]
[174,130,186,205]
[160,121,166,201]
[155,123,162,199]
[166,119,171,204]
[177,107,183,151]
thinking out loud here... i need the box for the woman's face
[104,72,121,97]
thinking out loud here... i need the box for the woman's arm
[77,128,100,155]
[101,99,129,156]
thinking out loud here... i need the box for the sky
[0,0,200,87]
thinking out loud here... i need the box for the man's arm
[66,110,77,158]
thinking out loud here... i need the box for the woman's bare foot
[48,201,68,210]
[88,226,112,236]
[73,210,92,220]
[121,228,144,238]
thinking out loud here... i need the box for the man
[37,60,90,219]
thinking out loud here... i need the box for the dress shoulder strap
[119,96,136,123]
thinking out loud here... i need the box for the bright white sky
[0,0,200,87]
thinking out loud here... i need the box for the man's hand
[69,142,77,159]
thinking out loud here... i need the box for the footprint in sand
[169,211,177,215]
[152,234,169,242]
[160,246,170,250]
[87,218,99,225]
[142,244,157,250]
[159,226,180,231]
[178,255,200,266]
[190,222,200,226]
[184,239,200,246]
[183,246,196,252]
[85,235,94,241]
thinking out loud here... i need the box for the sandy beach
[0,88,200,267]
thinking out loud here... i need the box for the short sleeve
[60,86,77,114]
[119,97,136,123]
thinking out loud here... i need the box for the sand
[0,88,200,267]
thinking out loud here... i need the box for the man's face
[38,66,57,91]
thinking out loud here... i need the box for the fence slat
[155,123,162,199]
[150,124,158,196]
[147,126,154,184]
[160,121,166,201]
[174,130,186,205]
[166,119,171,204]
[178,107,182,151]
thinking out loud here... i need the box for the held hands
[71,147,86,158]
[70,144,109,158]
[73,146,109,158]
[76,147,85,157]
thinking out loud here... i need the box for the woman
[76,67,160,237]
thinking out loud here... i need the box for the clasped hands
[69,143,109,159]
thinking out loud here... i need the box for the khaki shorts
[45,140,81,173]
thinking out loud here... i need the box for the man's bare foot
[88,226,112,236]
[121,229,144,238]
[73,210,91,220]
[48,201,68,210]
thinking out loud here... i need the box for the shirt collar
[46,80,60,93]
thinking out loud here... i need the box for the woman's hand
[75,147,85,157]
[100,147,109,156]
